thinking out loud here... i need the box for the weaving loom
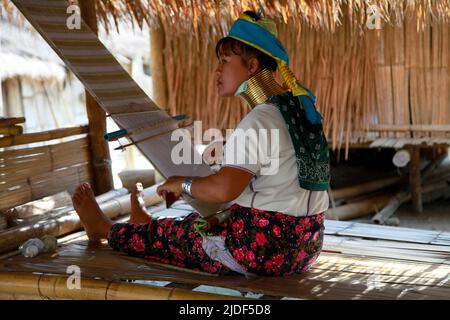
[10,0,224,217]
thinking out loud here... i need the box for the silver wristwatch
[181,178,194,198]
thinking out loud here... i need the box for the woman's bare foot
[72,183,113,242]
[129,182,151,224]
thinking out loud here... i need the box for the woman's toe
[74,184,83,194]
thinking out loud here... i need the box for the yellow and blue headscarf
[228,13,323,125]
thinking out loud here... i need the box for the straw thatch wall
[154,8,450,156]
[92,1,450,33]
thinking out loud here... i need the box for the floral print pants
[108,204,325,276]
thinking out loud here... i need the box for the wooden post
[78,0,114,195]
[150,21,169,109]
[4,79,24,118]
[409,147,423,213]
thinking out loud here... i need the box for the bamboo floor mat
[0,206,449,299]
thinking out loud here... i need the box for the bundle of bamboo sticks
[328,157,450,223]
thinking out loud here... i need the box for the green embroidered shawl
[269,92,330,191]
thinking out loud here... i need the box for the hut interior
[0,0,449,300]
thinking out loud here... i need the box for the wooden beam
[78,0,113,195]
[409,147,423,213]
[0,125,88,147]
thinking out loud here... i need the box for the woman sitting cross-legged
[72,11,330,277]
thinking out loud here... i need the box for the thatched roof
[2,0,450,34]
[93,0,450,34]
[0,53,66,82]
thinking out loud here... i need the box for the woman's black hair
[243,10,261,21]
[215,11,277,72]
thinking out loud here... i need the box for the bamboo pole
[118,170,155,191]
[372,181,449,224]
[0,117,25,127]
[6,188,129,227]
[326,194,393,221]
[331,176,403,200]
[78,0,113,195]
[0,272,241,300]
[0,125,23,136]
[0,185,163,254]
[95,188,129,204]
[0,126,88,147]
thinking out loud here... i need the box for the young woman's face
[215,54,251,97]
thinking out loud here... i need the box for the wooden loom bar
[0,272,240,300]
[114,124,193,151]
[79,0,114,195]
[0,126,88,147]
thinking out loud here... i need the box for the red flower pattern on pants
[108,204,324,276]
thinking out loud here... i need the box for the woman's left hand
[156,176,184,200]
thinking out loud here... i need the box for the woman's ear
[247,56,260,76]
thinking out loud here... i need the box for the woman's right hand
[205,215,219,231]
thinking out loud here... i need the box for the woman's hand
[205,215,219,231]
[156,176,184,200]
[156,167,253,204]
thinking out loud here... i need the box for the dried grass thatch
[2,0,450,33]
[92,0,450,35]
[157,7,450,157]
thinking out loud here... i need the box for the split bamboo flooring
[0,202,448,300]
